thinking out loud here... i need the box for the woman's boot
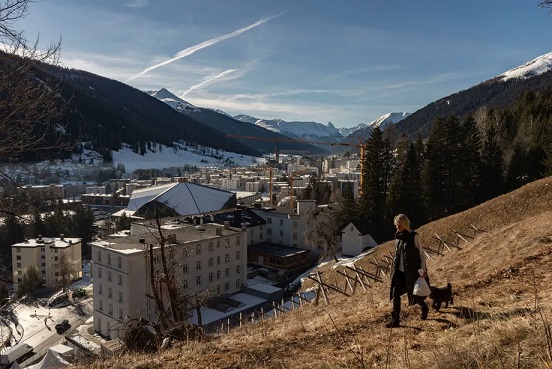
[385,311,400,328]
[421,303,429,320]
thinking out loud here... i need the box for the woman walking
[386,214,429,328]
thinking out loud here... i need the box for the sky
[15,0,552,128]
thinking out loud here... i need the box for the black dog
[429,282,453,312]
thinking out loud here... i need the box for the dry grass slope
[76,176,552,369]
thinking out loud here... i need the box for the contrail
[182,69,237,97]
[125,13,282,82]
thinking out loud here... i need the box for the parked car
[55,319,70,332]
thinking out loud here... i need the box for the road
[9,296,93,362]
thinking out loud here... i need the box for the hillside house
[341,220,378,256]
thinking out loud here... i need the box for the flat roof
[12,237,82,248]
[248,243,310,258]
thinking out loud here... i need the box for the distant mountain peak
[499,51,552,81]
[370,112,411,129]
[148,88,200,113]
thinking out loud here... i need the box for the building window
[225,254,230,263]
[225,268,229,277]
[196,261,201,270]
[279,230,284,237]
[293,233,298,240]
[183,264,188,274]
[236,251,240,260]
[236,279,241,288]
[107,253,111,265]
[209,273,213,282]
[260,232,263,240]
[279,219,283,226]
[183,280,188,288]
[109,304,113,316]
[16,255,21,260]
[267,217,272,224]
[196,244,202,255]
[54,256,58,261]
[119,309,123,320]
[16,263,21,268]
[267,228,272,235]
[169,249,175,261]
[97,251,101,262]
[224,282,229,292]
[41,263,45,267]
[236,237,240,246]
[41,247,45,252]
[98,267,102,278]
[217,270,220,280]
[208,258,213,267]
[118,257,122,268]
[41,255,45,259]
[98,284,103,295]
[216,240,220,248]
[108,288,112,299]
[118,292,123,303]
[217,256,221,265]
[236,265,240,274]
[108,271,112,282]
[99,299,103,311]
[54,249,58,254]
[196,276,201,286]
[118,274,122,285]
[41,270,45,275]
[208,242,214,252]
[293,221,298,230]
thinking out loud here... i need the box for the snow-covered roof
[125,182,235,216]
[26,349,69,369]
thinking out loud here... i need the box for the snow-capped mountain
[499,51,552,81]
[345,112,411,139]
[234,115,343,142]
[148,88,201,113]
[368,112,411,130]
[338,123,367,137]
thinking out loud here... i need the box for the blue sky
[16,0,552,128]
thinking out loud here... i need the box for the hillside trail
[76,176,552,369]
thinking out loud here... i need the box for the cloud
[181,69,239,97]
[125,0,149,8]
[124,13,282,83]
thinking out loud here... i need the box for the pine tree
[359,127,392,222]
[479,126,504,202]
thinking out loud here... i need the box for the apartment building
[250,200,317,249]
[90,221,247,339]
[12,235,82,290]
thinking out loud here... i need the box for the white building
[341,220,378,256]
[90,221,247,339]
[12,235,82,290]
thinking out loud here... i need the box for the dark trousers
[391,271,428,317]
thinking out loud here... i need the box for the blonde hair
[394,214,412,231]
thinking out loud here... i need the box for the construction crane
[226,134,367,195]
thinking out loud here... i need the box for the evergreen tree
[422,117,450,219]
[455,116,482,211]
[17,265,42,297]
[359,127,392,224]
[479,126,504,201]
[387,142,424,227]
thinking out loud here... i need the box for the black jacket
[389,230,422,300]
